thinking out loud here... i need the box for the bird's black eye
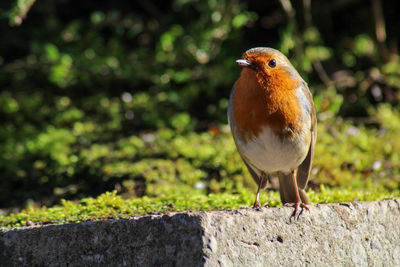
[268,59,276,68]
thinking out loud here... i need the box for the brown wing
[296,84,317,190]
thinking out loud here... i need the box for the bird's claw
[288,202,309,221]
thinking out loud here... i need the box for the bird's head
[236,47,301,83]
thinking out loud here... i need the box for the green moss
[1,186,398,228]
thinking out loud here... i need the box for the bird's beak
[235,59,252,67]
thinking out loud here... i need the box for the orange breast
[233,68,301,142]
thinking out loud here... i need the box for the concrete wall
[1,200,400,266]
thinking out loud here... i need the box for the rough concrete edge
[1,199,400,266]
[199,199,400,266]
[1,212,205,266]
[1,199,398,232]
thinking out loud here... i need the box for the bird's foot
[286,202,309,221]
[253,200,261,208]
[253,200,269,209]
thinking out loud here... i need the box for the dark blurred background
[1,0,400,209]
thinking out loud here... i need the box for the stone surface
[1,200,400,266]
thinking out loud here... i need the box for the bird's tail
[278,172,310,204]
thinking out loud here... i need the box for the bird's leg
[289,170,309,220]
[253,172,266,208]
[262,174,269,207]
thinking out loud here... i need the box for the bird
[227,47,317,219]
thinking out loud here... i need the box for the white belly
[234,125,311,174]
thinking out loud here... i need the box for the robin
[228,47,317,218]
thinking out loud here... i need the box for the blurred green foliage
[0,0,400,211]
[7,0,36,26]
